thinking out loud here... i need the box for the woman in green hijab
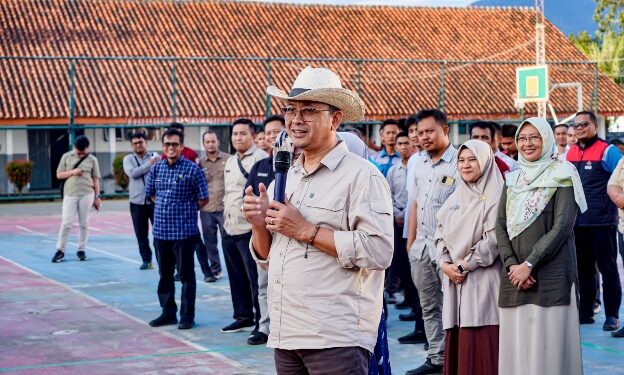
[496,117,586,375]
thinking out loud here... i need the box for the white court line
[16,224,140,264]
[0,256,244,370]
[13,224,231,290]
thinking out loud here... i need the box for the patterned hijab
[436,140,504,261]
[505,117,587,239]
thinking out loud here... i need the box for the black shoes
[579,315,595,324]
[178,321,194,330]
[405,358,443,375]
[395,300,412,310]
[221,318,255,333]
[398,330,427,344]
[204,275,217,283]
[247,331,268,345]
[140,261,154,270]
[52,250,87,262]
[603,317,620,331]
[149,314,178,327]
[51,250,65,263]
[611,325,624,337]
[399,311,417,321]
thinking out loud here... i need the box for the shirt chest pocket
[302,194,346,230]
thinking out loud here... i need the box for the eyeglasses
[571,121,592,129]
[163,142,181,149]
[281,107,334,121]
[517,135,542,144]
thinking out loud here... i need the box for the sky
[248,0,596,36]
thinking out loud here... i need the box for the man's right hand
[243,183,270,228]
[72,168,83,176]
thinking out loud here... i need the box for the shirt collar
[424,144,456,164]
[166,154,186,168]
[239,145,258,158]
[579,135,600,150]
[293,141,349,174]
[205,151,224,162]
[379,148,400,158]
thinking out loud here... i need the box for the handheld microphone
[273,150,291,203]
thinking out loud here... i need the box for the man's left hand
[266,199,313,242]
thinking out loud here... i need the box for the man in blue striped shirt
[145,128,209,330]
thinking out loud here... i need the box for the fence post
[67,60,76,148]
[590,62,599,112]
[265,58,272,117]
[438,61,446,112]
[171,60,178,122]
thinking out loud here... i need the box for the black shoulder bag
[59,153,90,198]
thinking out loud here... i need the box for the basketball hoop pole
[535,0,547,118]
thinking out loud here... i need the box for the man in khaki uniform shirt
[198,130,231,282]
[243,66,393,374]
[52,135,101,263]
[221,118,268,334]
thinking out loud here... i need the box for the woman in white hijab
[496,117,586,375]
[435,140,504,375]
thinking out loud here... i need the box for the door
[27,128,69,190]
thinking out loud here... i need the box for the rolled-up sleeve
[334,174,394,270]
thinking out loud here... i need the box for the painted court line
[16,224,141,265]
[14,224,231,288]
[0,255,244,371]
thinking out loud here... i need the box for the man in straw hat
[242,66,393,373]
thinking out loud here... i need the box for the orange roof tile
[1,0,623,122]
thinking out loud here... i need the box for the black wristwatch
[457,263,466,273]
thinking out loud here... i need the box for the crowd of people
[48,65,624,375]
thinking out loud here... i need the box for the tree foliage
[570,1,623,86]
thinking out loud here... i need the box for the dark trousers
[175,234,213,278]
[387,224,418,306]
[222,231,259,323]
[618,231,624,266]
[575,226,622,319]
[274,347,370,375]
[199,211,224,275]
[129,203,154,262]
[154,237,196,323]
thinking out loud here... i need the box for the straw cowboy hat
[266,66,365,122]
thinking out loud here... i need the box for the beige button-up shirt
[199,151,231,212]
[223,145,268,235]
[252,141,394,352]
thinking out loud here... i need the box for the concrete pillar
[451,122,459,146]
[6,130,13,192]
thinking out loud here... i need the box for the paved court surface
[0,200,623,374]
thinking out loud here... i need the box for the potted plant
[5,160,34,193]
[112,155,129,191]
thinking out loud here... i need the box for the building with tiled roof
[2,0,624,124]
[1,0,624,194]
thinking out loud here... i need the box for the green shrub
[5,160,34,193]
[113,155,129,191]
